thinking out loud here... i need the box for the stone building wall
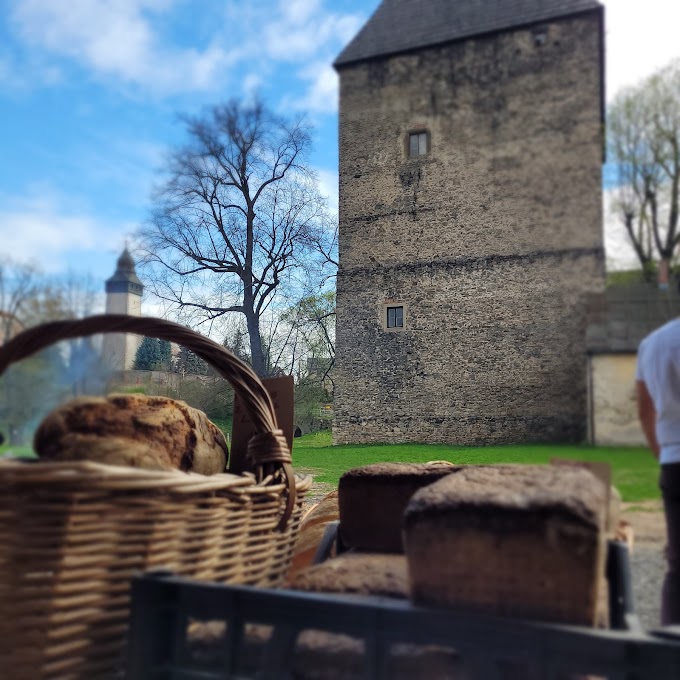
[334,12,605,444]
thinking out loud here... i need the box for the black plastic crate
[127,543,680,680]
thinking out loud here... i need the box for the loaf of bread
[191,550,462,679]
[338,462,459,552]
[34,393,228,475]
[288,551,409,599]
[403,465,607,625]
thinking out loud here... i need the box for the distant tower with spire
[102,247,144,370]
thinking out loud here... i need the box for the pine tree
[133,337,162,370]
[176,346,208,376]
[158,339,172,371]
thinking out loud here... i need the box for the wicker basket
[0,314,311,679]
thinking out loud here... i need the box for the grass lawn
[291,431,660,503]
[0,445,35,458]
[1,432,659,503]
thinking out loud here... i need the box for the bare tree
[293,291,336,388]
[57,270,99,319]
[139,99,330,376]
[270,290,336,388]
[609,59,680,284]
[0,259,40,343]
[0,263,106,444]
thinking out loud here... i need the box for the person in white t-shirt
[636,317,680,625]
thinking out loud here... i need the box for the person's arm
[636,379,660,460]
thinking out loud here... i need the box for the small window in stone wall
[386,305,404,328]
[408,131,428,157]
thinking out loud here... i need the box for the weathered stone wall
[588,354,646,447]
[334,12,605,444]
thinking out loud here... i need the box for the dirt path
[621,501,666,630]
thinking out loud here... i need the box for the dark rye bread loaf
[34,393,228,475]
[338,462,459,552]
[404,465,607,626]
[288,552,409,599]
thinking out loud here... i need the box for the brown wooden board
[230,375,295,474]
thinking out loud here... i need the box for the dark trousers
[660,463,680,625]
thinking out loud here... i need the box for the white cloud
[0,185,128,271]
[263,6,362,63]
[0,44,63,91]
[242,73,263,100]
[10,0,240,94]
[315,167,338,215]
[603,0,680,100]
[6,0,365,104]
[282,0,322,24]
[253,0,363,113]
[291,61,339,114]
[603,189,640,271]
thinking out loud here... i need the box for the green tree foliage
[175,346,208,376]
[132,338,173,371]
[158,339,172,370]
[294,381,332,435]
[260,290,335,434]
[609,59,680,283]
[281,291,335,387]
[1,348,67,445]
[174,376,233,422]
[133,337,162,371]
[0,260,106,445]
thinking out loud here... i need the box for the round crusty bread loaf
[288,551,409,599]
[34,393,228,475]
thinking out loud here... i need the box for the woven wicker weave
[0,314,311,679]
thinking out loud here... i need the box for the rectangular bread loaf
[338,462,459,552]
[403,465,607,625]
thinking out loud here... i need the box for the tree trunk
[658,257,671,288]
[244,305,266,377]
[623,211,653,279]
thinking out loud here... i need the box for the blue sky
[1,0,679,282]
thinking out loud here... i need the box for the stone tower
[333,0,605,445]
[102,248,144,370]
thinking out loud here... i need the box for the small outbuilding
[586,283,680,446]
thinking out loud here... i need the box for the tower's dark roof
[335,0,602,67]
[106,247,142,287]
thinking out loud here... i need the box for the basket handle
[0,314,297,529]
